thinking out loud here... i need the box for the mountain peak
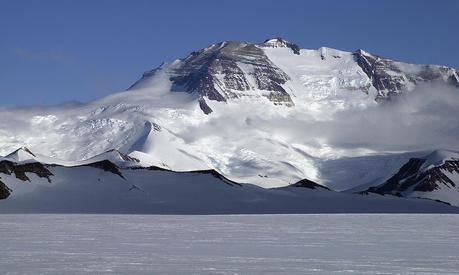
[420,149,459,171]
[84,149,140,166]
[135,38,295,114]
[128,38,458,116]
[262,37,300,55]
[355,49,371,56]
[4,146,37,161]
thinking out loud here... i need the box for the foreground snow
[1,214,458,274]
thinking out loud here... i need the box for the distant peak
[262,37,300,55]
[97,149,140,163]
[355,49,371,56]
[263,37,291,45]
[20,146,36,156]
[420,149,459,171]
[4,146,36,161]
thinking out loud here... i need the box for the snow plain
[1,214,458,274]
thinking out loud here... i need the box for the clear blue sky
[1,0,458,106]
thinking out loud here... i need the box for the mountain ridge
[366,149,459,205]
[0,38,458,211]
[129,37,458,114]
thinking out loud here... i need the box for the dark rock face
[186,169,242,187]
[354,51,405,96]
[289,178,331,190]
[0,160,53,182]
[367,157,459,196]
[168,41,294,113]
[132,40,294,114]
[130,165,242,186]
[354,50,459,100]
[0,179,11,200]
[199,98,213,115]
[82,160,125,179]
[447,73,459,87]
[105,149,140,163]
[367,158,425,195]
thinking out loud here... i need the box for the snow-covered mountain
[0,38,458,211]
[130,38,458,114]
[365,150,459,206]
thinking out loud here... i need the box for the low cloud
[0,82,458,160]
[320,83,459,152]
[178,83,459,157]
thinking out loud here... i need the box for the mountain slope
[366,150,459,206]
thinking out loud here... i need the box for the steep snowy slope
[0,149,457,213]
[0,38,458,191]
[366,150,459,206]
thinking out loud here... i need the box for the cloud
[0,81,458,162]
[318,83,459,152]
[176,82,459,157]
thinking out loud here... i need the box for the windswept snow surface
[1,214,459,274]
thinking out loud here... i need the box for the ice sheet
[1,214,458,274]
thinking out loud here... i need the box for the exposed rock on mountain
[284,178,330,190]
[5,147,37,161]
[353,49,459,100]
[129,39,306,113]
[0,179,11,200]
[0,160,53,182]
[366,150,459,205]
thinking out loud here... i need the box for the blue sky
[1,0,458,106]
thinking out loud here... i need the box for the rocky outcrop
[82,160,125,179]
[131,40,294,114]
[366,151,459,201]
[353,49,459,100]
[186,169,242,187]
[0,160,53,182]
[169,41,294,113]
[288,178,330,190]
[130,165,242,187]
[0,179,11,200]
[104,149,140,163]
